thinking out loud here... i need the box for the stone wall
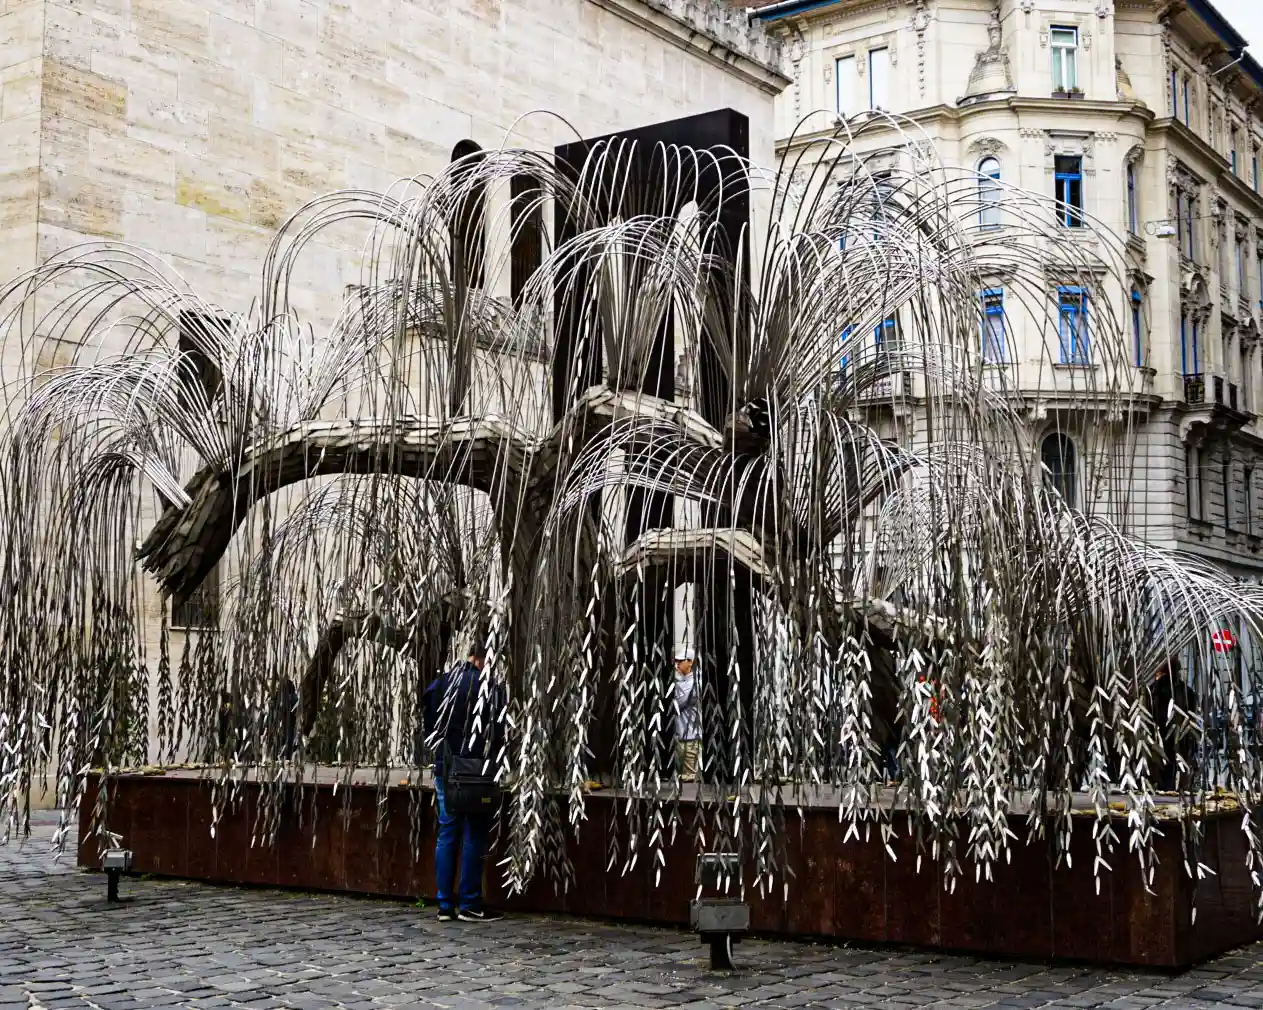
[0,0,44,286]
[13,0,785,321]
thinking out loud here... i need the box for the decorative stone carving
[967,137,1007,157]
[1096,0,1111,18]
[788,25,807,120]
[632,0,787,76]
[907,140,935,163]
[1168,157,1203,194]
[1043,130,1098,177]
[1116,56,1135,101]
[961,5,1014,104]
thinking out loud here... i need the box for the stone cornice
[775,98,1153,153]
[588,0,792,95]
[1152,118,1263,217]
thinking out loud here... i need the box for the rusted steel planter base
[77,771,1259,967]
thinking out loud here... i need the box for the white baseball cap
[674,647,695,662]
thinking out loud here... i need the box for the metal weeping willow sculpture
[1,110,1262,913]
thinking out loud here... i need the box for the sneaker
[457,906,504,922]
[437,907,455,922]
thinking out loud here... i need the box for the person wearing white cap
[673,647,702,781]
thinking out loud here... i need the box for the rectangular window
[1171,69,1179,118]
[1058,287,1089,364]
[1186,445,1203,520]
[1231,129,1239,174]
[1179,191,1196,260]
[982,289,1006,363]
[979,159,1001,229]
[1131,289,1143,367]
[868,48,889,110]
[1183,76,1191,125]
[1054,155,1084,227]
[1239,235,1246,291]
[874,314,897,352]
[1126,162,1138,234]
[835,55,858,117]
[1247,466,1256,535]
[1224,458,1233,532]
[1050,27,1078,91]
[1242,346,1252,411]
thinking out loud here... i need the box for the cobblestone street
[3,814,1263,1009]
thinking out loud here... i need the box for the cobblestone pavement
[4,814,1263,1009]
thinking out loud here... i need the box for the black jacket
[424,660,504,776]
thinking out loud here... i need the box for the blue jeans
[434,777,491,911]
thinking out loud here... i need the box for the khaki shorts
[675,739,702,781]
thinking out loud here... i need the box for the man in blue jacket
[425,643,504,922]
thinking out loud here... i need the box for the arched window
[1041,432,1077,507]
[978,156,1001,228]
[450,140,486,290]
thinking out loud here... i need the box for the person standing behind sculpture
[674,647,702,782]
[1149,657,1191,792]
[423,642,505,922]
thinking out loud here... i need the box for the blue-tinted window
[1126,162,1138,234]
[982,289,1005,363]
[1058,287,1089,364]
[1179,316,1202,375]
[1131,289,1143,367]
[1054,156,1083,227]
[874,316,897,350]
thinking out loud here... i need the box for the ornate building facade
[756,0,1263,595]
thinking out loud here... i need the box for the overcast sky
[1215,0,1263,56]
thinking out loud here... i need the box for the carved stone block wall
[5,0,785,324]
